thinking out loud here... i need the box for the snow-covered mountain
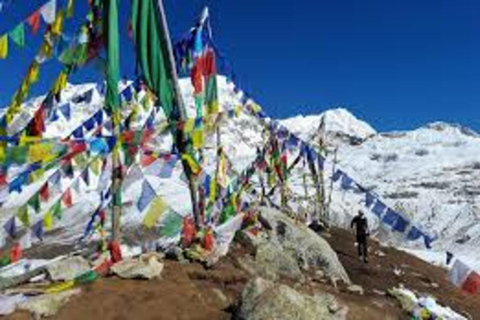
[1,76,479,271]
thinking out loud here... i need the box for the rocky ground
[4,208,480,320]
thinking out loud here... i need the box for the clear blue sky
[0,0,479,132]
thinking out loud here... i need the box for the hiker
[350,211,370,263]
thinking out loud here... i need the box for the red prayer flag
[191,63,203,94]
[39,183,50,202]
[27,11,42,35]
[203,49,217,77]
[141,154,156,168]
[0,173,7,187]
[62,188,73,207]
[462,271,480,295]
[121,130,135,144]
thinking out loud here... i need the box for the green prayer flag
[160,210,183,237]
[17,205,30,227]
[52,201,62,220]
[9,23,25,48]
[27,193,41,213]
[103,0,120,115]
[131,0,175,118]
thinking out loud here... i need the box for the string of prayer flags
[143,196,167,228]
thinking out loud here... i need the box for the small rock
[315,270,325,280]
[375,250,386,257]
[111,256,163,280]
[211,288,229,306]
[347,284,364,295]
[430,282,439,288]
[46,257,90,282]
[373,289,386,296]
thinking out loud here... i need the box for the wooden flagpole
[156,0,201,228]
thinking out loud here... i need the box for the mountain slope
[1,77,479,271]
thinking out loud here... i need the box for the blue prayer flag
[159,157,178,178]
[83,118,96,131]
[371,200,386,217]
[382,209,399,227]
[31,220,44,241]
[332,170,343,183]
[137,180,156,212]
[392,214,410,233]
[72,127,84,139]
[93,110,104,125]
[406,226,422,241]
[59,103,71,120]
[4,216,16,238]
[340,174,354,190]
[365,192,375,208]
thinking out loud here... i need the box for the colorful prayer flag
[143,196,167,228]
[0,35,8,59]
[40,0,56,24]
[137,180,156,212]
[27,10,42,35]
[9,23,25,48]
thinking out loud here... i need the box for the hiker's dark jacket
[351,216,369,238]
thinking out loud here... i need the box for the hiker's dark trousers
[357,235,368,258]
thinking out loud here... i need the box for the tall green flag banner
[103,0,120,119]
[131,0,174,119]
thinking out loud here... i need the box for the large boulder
[238,278,347,320]
[260,208,350,284]
[254,242,303,281]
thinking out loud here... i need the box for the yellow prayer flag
[28,62,40,84]
[52,10,64,35]
[184,118,195,134]
[192,129,204,149]
[66,0,74,18]
[234,105,243,117]
[182,154,201,175]
[209,177,217,202]
[143,196,168,228]
[29,142,53,163]
[0,146,5,163]
[44,210,53,230]
[217,152,228,188]
[54,71,67,94]
[46,280,75,294]
[0,35,8,59]
[90,158,102,176]
[30,168,45,183]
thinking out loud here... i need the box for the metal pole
[156,0,201,227]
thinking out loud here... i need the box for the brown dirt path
[5,227,479,320]
[324,227,480,319]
